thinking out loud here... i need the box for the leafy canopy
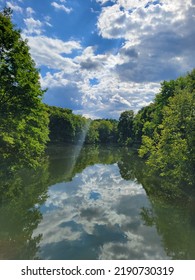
[0,8,49,167]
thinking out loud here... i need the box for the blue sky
[0,0,195,119]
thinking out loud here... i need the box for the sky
[0,0,195,119]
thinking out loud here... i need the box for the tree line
[47,105,119,145]
[0,8,194,187]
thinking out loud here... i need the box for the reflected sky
[34,163,169,260]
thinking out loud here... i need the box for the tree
[0,8,49,167]
[85,121,99,144]
[118,110,134,146]
[85,119,118,144]
[139,70,195,186]
[147,91,195,181]
[98,120,113,143]
[48,106,75,143]
[133,104,155,144]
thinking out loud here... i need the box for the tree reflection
[0,158,49,259]
[48,144,195,260]
[0,144,121,259]
[117,148,195,259]
[0,144,195,259]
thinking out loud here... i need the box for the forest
[46,68,195,188]
[0,8,194,188]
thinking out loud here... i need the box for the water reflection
[0,160,49,259]
[34,163,168,260]
[0,144,195,259]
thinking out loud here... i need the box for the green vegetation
[137,70,195,185]
[0,8,49,167]
[1,8,195,262]
[47,105,88,144]
[47,105,119,145]
[85,119,118,144]
[118,110,134,146]
[0,8,194,191]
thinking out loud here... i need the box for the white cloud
[51,1,72,13]
[39,42,160,118]
[95,0,195,87]
[72,47,159,117]
[26,7,35,16]
[17,0,195,119]
[23,17,43,35]
[97,0,195,43]
[97,4,132,40]
[24,31,160,118]
[7,1,23,13]
[25,35,82,70]
[23,14,53,35]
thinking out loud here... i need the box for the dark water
[0,144,195,259]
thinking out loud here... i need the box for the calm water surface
[0,144,195,259]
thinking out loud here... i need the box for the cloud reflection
[34,164,169,259]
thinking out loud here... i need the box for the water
[0,144,195,259]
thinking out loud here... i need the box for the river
[0,144,195,259]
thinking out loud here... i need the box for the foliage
[47,67,195,189]
[146,91,194,181]
[84,118,118,144]
[47,105,90,144]
[84,120,99,144]
[47,106,119,145]
[138,69,195,185]
[118,110,134,146]
[48,106,75,143]
[0,8,49,167]
[1,5,194,189]
[133,104,155,144]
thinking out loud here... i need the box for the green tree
[138,69,195,189]
[0,8,49,167]
[72,114,89,144]
[118,110,134,146]
[85,119,118,144]
[85,120,99,144]
[147,91,195,182]
[133,104,155,144]
[47,106,90,144]
[48,106,75,143]
[98,120,113,143]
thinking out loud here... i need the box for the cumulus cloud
[25,33,157,118]
[25,35,81,70]
[23,17,43,35]
[38,43,160,118]
[93,0,195,97]
[11,0,195,118]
